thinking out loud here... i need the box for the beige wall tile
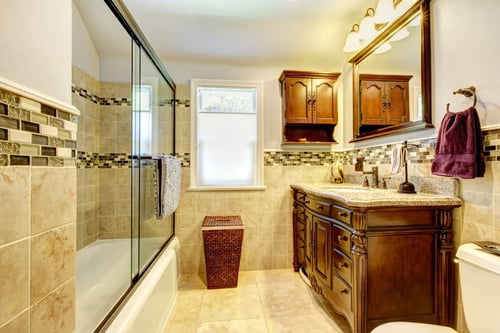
[0,240,29,326]
[0,310,28,333]
[30,224,75,303]
[31,168,76,235]
[30,279,75,333]
[461,190,494,226]
[0,167,30,245]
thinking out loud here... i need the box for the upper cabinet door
[313,79,337,124]
[284,77,312,124]
[360,80,385,125]
[359,74,411,126]
[385,82,409,125]
[280,70,340,144]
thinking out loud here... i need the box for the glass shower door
[131,46,175,279]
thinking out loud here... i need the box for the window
[132,85,153,155]
[190,79,264,190]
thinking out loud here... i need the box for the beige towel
[155,155,181,219]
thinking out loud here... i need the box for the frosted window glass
[197,87,258,187]
[132,85,152,155]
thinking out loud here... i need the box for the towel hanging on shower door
[154,155,181,219]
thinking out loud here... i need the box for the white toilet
[372,243,500,333]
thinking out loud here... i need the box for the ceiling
[75,0,377,69]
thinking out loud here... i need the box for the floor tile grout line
[255,278,271,333]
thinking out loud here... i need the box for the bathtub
[104,236,179,333]
[76,237,180,333]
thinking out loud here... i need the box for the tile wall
[73,66,176,248]
[0,87,77,332]
[176,83,499,332]
[73,66,133,248]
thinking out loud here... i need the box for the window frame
[190,79,265,191]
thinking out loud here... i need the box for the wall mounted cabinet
[359,74,412,127]
[280,70,340,144]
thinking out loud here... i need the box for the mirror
[349,0,432,142]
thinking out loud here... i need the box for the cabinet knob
[337,262,348,269]
[305,200,310,204]
[340,288,349,295]
[338,235,348,242]
[317,205,324,210]
[337,211,348,218]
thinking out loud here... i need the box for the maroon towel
[431,107,485,179]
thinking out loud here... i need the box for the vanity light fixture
[342,24,363,52]
[389,27,410,41]
[342,0,416,53]
[357,8,377,42]
[373,41,392,54]
[373,0,396,24]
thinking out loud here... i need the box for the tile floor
[163,269,351,332]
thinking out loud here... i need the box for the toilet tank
[456,243,500,333]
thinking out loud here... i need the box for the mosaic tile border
[77,152,189,169]
[72,84,189,108]
[0,88,78,167]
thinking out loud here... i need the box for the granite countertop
[291,183,463,208]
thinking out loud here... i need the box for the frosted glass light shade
[358,9,377,42]
[343,25,362,52]
[373,0,395,24]
[374,42,392,54]
[390,27,410,41]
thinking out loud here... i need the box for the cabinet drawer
[333,275,352,313]
[333,205,351,224]
[305,197,332,216]
[333,224,351,254]
[333,249,352,284]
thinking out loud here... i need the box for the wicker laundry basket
[202,216,244,289]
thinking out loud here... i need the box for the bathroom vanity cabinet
[280,70,340,143]
[291,186,461,333]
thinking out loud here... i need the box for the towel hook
[446,86,477,112]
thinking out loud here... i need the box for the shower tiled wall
[0,87,77,332]
[73,66,133,248]
[73,66,175,248]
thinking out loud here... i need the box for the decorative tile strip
[0,87,78,167]
[71,85,100,104]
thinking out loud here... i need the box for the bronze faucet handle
[362,175,369,187]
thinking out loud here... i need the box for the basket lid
[202,216,244,229]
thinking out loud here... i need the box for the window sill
[187,185,266,192]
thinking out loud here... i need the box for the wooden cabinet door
[313,215,332,288]
[360,80,385,125]
[313,79,337,124]
[385,81,409,124]
[284,77,311,124]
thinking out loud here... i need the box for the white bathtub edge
[105,236,180,333]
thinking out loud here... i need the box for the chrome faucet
[362,166,379,188]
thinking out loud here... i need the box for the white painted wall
[432,0,500,129]
[161,0,500,151]
[72,2,100,80]
[0,0,72,104]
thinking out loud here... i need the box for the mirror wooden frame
[349,0,432,142]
